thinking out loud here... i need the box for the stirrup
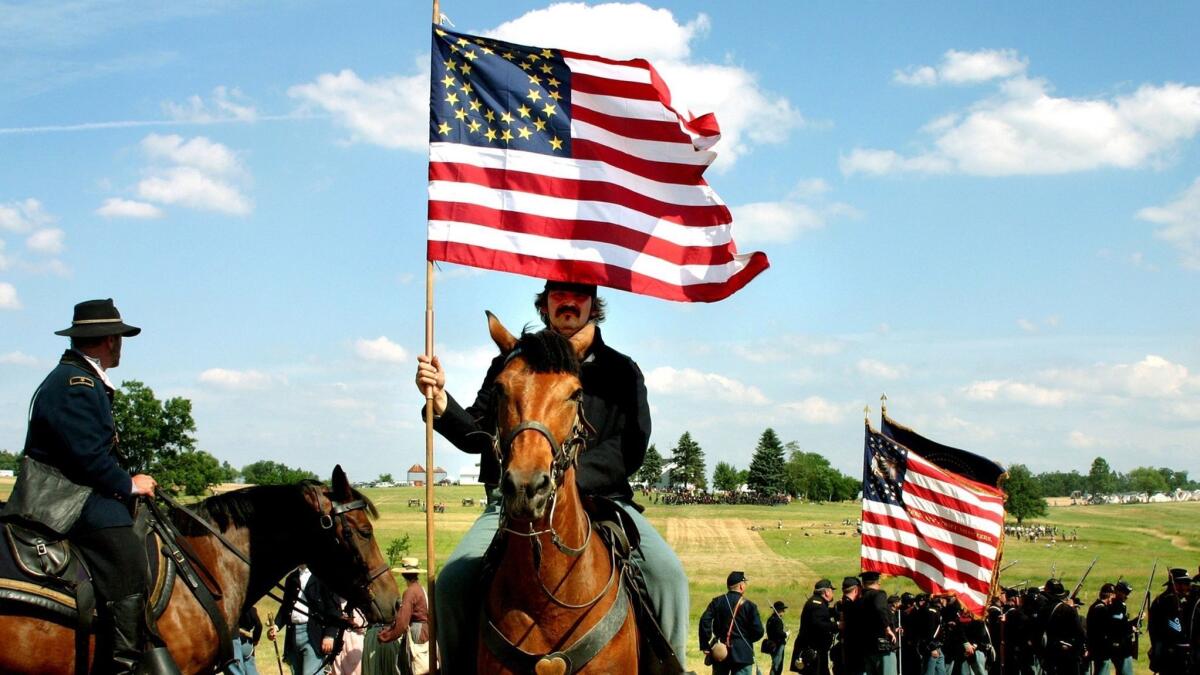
[137,646,182,675]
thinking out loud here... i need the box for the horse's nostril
[501,471,518,497]
[536,472,551,493]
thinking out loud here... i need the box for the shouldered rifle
[1070,557,1099,604]
[1133,559,1158,660]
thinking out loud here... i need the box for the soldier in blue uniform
[700,571,766,675]
[2,299,162,674]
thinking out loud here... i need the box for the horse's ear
[568,322,595,360]
[331,464,352,500]
[487,310,518,354]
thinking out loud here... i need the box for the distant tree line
[1034,456,1198,497]
[636,427,858,501]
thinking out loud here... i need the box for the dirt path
[1127,527,1198,552]
[665,517,814,584]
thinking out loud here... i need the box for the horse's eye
[568,389,583,402]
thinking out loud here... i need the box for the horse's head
[303,466,400,624]
[488,311,593,522]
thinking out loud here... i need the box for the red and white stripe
[861,448,1006,615]
[427,49,768,302]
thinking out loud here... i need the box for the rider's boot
[108,593,146,675]
[107,593,183,675]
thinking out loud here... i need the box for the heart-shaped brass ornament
[534,655,569,675]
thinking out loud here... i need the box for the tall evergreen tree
[635,443,664,487]
[669,432,707,490]
[746,428,787,495]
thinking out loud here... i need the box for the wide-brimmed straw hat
[55,298,141,338]
[392,557,426,575]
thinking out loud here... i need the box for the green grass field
[3,477,1196,673]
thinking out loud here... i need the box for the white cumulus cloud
[1138,177,1200,270]
[964,379,1069,407]
[198,368,275,390]
[730,201,824,245]
[289,67,430,152]
[894,49,1027,86]
[644,365,769,405]
[0,351,38,366]
[779,396,849,424]
[113,134,252,216]
[0,198,54,233]
[1044,355,1193,399]
[354,336,409,364]
[846,62,1200,176]
[137,166,251,215]
[96,198,164,219]
[163,86,257,123]
[26,228,65,254]
[857,358,906,380]
[0,282,22,309]
[141,133,243,177]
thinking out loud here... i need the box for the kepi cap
[727,571,747,586]
[814,578,834,591]
[1165,568,1191,586]
[1044,579,1068,598]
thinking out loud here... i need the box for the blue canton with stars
[430,26,572,155]
[864,427,909,507]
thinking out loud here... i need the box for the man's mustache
[555,305,581,317]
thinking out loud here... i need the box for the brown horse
[478,313,638,674]
[0,465,399,674]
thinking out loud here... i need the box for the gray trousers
[866,652,898,675]
[1091,656,1133,675]
[435,490,689,672]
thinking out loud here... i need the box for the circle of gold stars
[434,29,564,151]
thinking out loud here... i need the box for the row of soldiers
[786,567,1200,675]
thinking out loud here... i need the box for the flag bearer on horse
[0,298,169,674]
[414,279,690,672]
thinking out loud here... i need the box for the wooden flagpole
[424,5,440,674]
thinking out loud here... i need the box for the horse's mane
[512,329,579,375]
[171,480,379,533]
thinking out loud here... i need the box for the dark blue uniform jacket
[700,591,765,665]
[431,326,650,500]
[24,350,133,532]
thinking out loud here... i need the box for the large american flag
[860,421,1006,615]
[426,25,769,302]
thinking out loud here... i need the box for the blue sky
[2,1,1198,484]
